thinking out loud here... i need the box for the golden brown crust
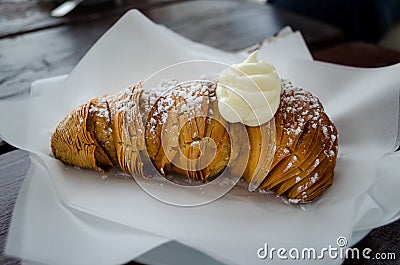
[51,79,338,203]
[86,98,114,171]
[144,81,231,182]
[108,84,146,178]
[51,99,104,173]
[260,80,338,202]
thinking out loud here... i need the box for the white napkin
[6,154,169,265]
[1,10,399,265]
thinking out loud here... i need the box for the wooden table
[0,1,399,264]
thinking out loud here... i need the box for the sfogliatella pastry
[51,51,338,203]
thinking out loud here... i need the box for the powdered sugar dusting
[279,79,338,162]
[145,79,217,141]
[268,79,339,203]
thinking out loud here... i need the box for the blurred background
[3,0,399,48]
[57,0,400,50]
[265,0,400,50]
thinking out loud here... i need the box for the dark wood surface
[0,151,30,265]
[0,0,343,98]
[0,1,399,264]
[143,0,343,51]
[0,0,185,38]
[313,42,400,68]
[0,0,187,98]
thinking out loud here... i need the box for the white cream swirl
[216,51,281,126]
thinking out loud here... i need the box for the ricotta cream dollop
[216,51,281,126]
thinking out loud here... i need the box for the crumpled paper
[1,10,399,265]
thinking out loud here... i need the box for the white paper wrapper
[1,10,400,265]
